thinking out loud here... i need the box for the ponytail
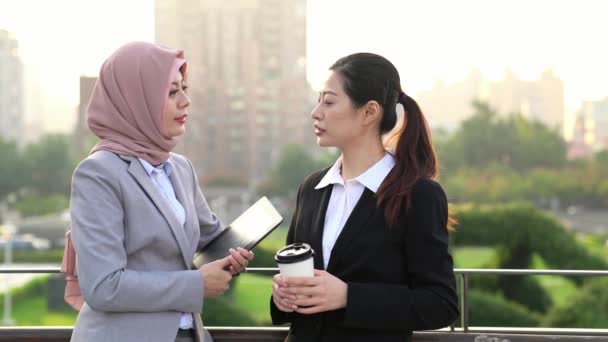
[378,92,455,231]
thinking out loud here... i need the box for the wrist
[340,281,348,309]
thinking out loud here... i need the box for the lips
[314,124,325,135]
[175,114,188,124]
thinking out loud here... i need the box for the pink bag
[60,230,84,311]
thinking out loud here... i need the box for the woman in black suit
[270,53,459,342]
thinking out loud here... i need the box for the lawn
[452,246,495,268]
[233,273,273,324]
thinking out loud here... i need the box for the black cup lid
[275,243,315,264]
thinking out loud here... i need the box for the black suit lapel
[326,188,377,273]
[309,185,333,270]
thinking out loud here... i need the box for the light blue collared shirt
[138,158,191,329]
[138,158,186,226]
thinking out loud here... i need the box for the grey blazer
[70,150,222,342]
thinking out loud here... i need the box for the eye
[169,89,178,97]
[182,86,189,93]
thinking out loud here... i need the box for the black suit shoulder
[410,177,447,206]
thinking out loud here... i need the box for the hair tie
[398,91,408,104]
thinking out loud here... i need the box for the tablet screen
[192,196,283,267]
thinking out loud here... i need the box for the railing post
[460,273,469,332]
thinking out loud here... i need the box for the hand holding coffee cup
[272,243,315,312]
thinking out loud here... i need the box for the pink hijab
[87,41,187,165]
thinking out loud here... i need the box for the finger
[217,255,232,268]
[278,295,296,307]
[273,297,295,312]
[294,295,322,307]
[229,248,249,268]
[295,305,323,315]
[313,269,326,277]
[228,255,245,272]
[272,289,296,307]
[228,265,240,275]
[286,276,318,287]
[236,247,255,260]
[273,274,288,287]
[284,285,319,297]
[274,284,296,300]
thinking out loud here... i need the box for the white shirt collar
[138,158,174,177]
[314,152,395,193]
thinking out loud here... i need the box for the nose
[311,103,322,121]
[179,92,191,109]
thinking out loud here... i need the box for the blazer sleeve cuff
[270,295,292,325]
[183,270,205,313]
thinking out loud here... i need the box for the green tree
[258,144,332,197]
[437,101,566,172]
[595,149,608,167]
[0,138,26,201]
[544,277,608,328]
[23,134,77,196]
[507,114,566,170]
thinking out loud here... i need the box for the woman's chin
[316,137,333,148]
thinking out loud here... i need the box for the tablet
[192,196,283,268]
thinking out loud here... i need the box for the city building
[0,29,24,146]
[155,0,314,186]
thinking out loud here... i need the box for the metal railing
[2,266,608,336]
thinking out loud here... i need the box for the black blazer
[271,167,459,342]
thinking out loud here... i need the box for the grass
[0,249,64,264]
[10,296,77,326]
[453,246,495,268]
[233,273,273,324]
[257,227,288,253]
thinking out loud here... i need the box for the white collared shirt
[314,153,395,269]
[138,158,192,329]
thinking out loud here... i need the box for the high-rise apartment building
[417,69,565,135]
[73,76,98,157]
[155,0,314,186]
[0,30,24,146]
[578,97,608,151]
[486,69,564,131]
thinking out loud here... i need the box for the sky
[1,0,607,134]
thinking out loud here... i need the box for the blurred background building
[0,29,24,147]
[155,0,315,187]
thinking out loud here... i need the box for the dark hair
[330,53,454,230]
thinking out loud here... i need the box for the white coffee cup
[275,243,315,278]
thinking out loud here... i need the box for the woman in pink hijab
[68,42,253,342]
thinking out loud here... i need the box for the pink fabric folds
[87,41,187,165]
[61,230,84,311]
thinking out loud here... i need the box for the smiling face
[163,70,190,138]
[310,70,370,149]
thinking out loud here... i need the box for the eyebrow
[320,90,337,96]
[171,81,187,87]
